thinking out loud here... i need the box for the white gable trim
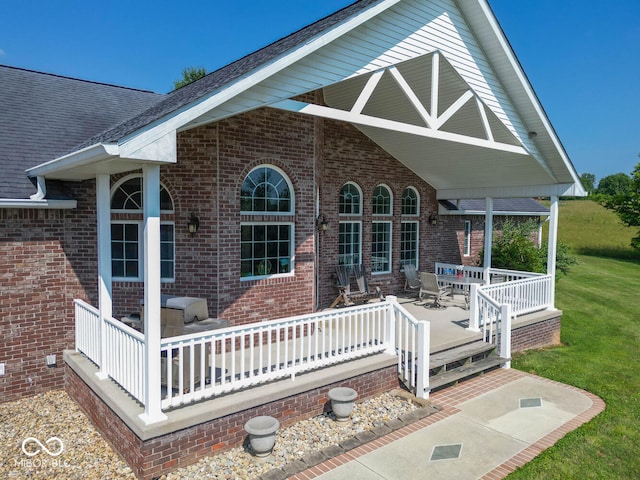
[115,0,403,158]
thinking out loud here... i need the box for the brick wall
[0,206,93,402]
[511,315,561,352]
[66,361,399,480]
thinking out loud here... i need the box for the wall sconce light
[429,214,438,226]
[316,214,328,232]
[187,213,200,236]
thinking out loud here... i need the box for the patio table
[437,275,484,309]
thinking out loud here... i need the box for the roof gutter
[0,198,77,209]
[26,143,120,178]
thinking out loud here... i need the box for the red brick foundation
[511,314,561,353]
[65,361,399,480]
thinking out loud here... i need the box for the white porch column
[139,164,167,425]
[546,196,559,309]
[96,174,112,379]
[483,197,494,284]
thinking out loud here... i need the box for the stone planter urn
[328,387,358,422]
[244,416,280,457]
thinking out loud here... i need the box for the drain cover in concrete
[520,397,543,408]
[430,444,462,461]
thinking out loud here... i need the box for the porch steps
[429,341,509,391]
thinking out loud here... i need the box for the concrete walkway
[290,369,604,480]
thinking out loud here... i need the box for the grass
[508,200,640,479]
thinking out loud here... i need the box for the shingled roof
[0,65,164,199]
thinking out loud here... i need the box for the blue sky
[1,1,638,183]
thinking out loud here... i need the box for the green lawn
[508,200,640,479]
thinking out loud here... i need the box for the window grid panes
[372,221,392,273]
[338,222,361,266]
[111,223,140,279]
[241,167,292,213]
[401,221,419,269]
[401,187,419,216]
[339,183,361,215]
[372,185,392,215]
[464,220,471,256]
[241,224,292,277]
[160,224,175,279]
[111,177,173,212]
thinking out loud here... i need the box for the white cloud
[0,49,5,56]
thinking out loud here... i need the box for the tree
[173,66,207,90]
[479,218,577,278]
[596,172,632,196]
[599,161,640,250]
[579,173,596,194]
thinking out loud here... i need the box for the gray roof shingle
[0,65,164,199]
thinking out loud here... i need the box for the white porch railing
[74,297,431,413]
[394,300,430,399]
[475,289,512,367]
[435,262,552,331]
[74,300,101,366]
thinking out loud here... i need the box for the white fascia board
[116,0,402,155]
[437,183,584,200]
[0,199,77,209]
[439,207,548,217]
[26,143,120,178]
[464,0,585,195]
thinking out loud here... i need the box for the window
[240,166,294,279]
[339,182,362,215]
[464,220,472,257]
[338,222,361,266]
[401,187,419,216]
[400,187,419,269]
[400,221,419,269]
[110,176,175,281]
[372,185,392,215]
[372,221,392,273]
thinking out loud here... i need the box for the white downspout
[96,174,112,380]
[546,196,559,309]
[139,164,167,425]
[29,176,47,200]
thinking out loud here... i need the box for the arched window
[401,187,419,216]
[110,175,175,281]
[372,184,392,273]
[372,185,392,216]
[339,182,362,215]
[338,182,362,266]
[241,166,293,213]
[240,165,295,279]
[401,187,420,269]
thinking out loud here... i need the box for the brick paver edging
[289,369,606,480]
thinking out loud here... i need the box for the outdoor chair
[330,264,384,307]
[419,272,451,308]
[402,263,421,295]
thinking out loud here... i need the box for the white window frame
[110,174,175,283]
[400,220,419,270]
[240,221,295,281]
[372,184,393,216]
[372,220,392,274]
[464,220,472,257]
[338,221,362,266]
[240,165,295,216]
[401,186,420,216]
[339,182,363,216]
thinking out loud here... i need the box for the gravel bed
[1,389,424,480]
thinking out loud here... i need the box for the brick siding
[65,361,399,480]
